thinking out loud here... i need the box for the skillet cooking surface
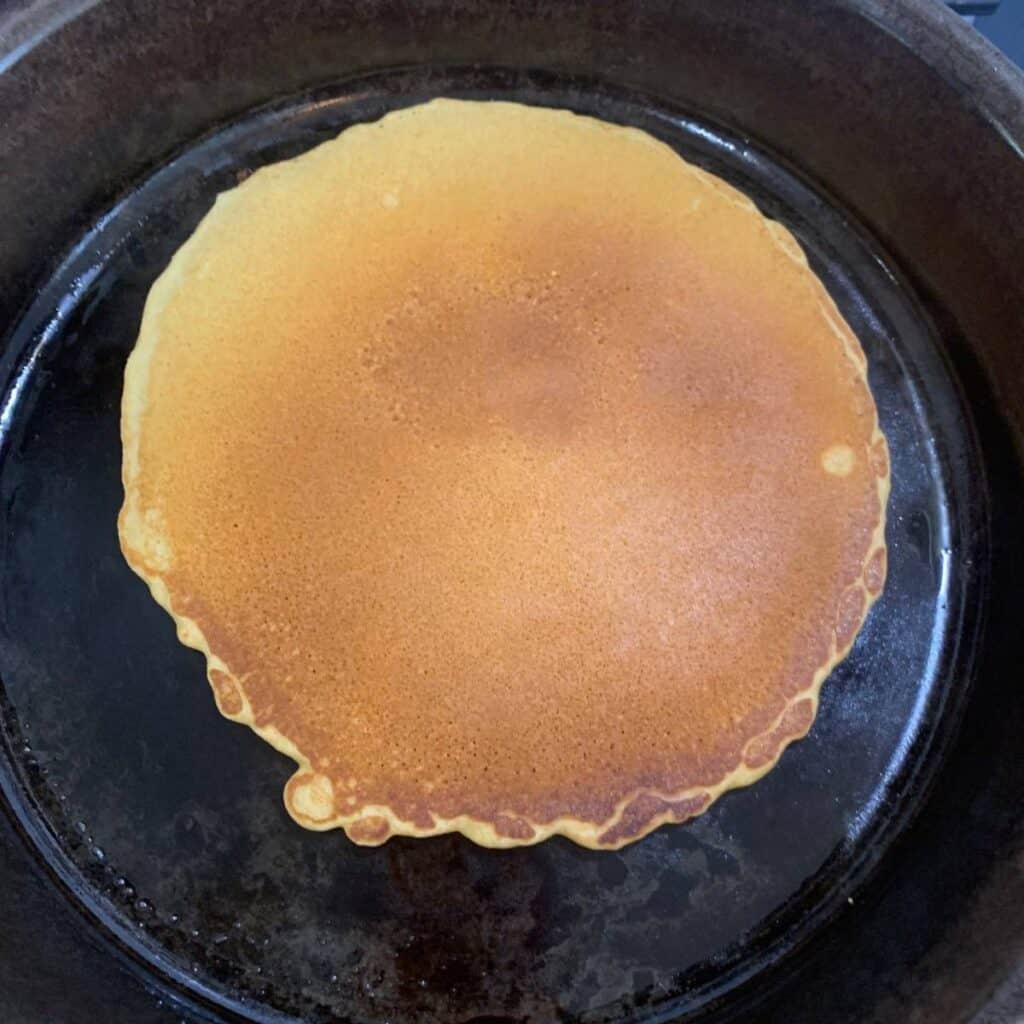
[0,69,984,1023]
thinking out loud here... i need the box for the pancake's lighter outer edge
[119,98,890,851]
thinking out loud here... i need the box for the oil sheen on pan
[119,99,889,850]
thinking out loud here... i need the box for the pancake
[119,99,889,850]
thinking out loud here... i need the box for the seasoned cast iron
[0,3,1021,1023]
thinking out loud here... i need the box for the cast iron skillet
[0,2,1022,1023]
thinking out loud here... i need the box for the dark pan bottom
[0,68,985,1024]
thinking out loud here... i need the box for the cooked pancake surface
[120,99,889,849]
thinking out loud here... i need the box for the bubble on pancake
[345,815,392,845]
[208,668,244,717]
[864,548,887,596]
[286,772,336,825]
[822,443,856,476]
[119,99,889,850]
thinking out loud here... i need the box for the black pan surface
[0,67,986,1024]
[0,4,1022,1024]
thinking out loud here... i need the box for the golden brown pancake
[120,99,889,849]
